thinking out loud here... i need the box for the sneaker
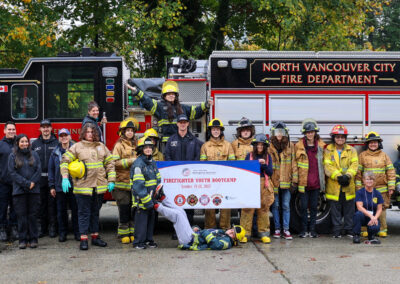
[298,232,307,238]
[146,241,158,248]
[92,237,107,247]
[282,230,293,240]
[368,238,381,244]
[273,230,281,239]
[80,240,88,250]
[345,230,353,238]
[30,241,38,249]
[133,243,146,249]
[353,234,361,244]
[333,232,341,238]
[18,241,27,249]
[310,231,319,238]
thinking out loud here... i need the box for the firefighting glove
[62,178,71,193]
[337,175,350,187]
[108,182,115,192]
[289,183,298,194]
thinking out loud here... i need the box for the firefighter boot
[0,226,8,242]
[260,236,271,243]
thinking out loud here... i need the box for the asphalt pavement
[1,204,400,283]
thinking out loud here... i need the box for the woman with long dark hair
[8,134,41,249]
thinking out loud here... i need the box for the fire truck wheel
[290,191,332,234]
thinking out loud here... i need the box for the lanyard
[364,189,374,212]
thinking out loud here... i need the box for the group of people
[0,80,398,251]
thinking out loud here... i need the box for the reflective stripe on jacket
[355,149,395,193]
[323,143,358,201]
[231,137,253,161]
[113,138,136,191]
[269,142,298,192]
[200,137,235,161]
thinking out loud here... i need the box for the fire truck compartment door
[269,95,365,139]
[214,94,266,142]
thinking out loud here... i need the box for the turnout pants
[75,189,100,236]
[133,207,155,245]
[56,190,79,237]
[13,193,40,243]
[379,192,390,233]
[205,209,231,230]
[330,191,355,234]
[240,177,274,237]
[0,183,17,228]
[112,189,134,238]
[156,197,193,245]
[353,211,380,236]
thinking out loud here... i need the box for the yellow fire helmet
[365,131,383,142]
[137,136,154,149]
[233,225,246,242]
[144,128,159,139]
[118,117,139,136]
[68,160,85,179]
[161,80,179,95]
[208,118,225,131]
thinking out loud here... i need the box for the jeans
[0,183,17,227]
[75,189,100,235]
[13,194,40,243]
[353,211,380,236]
[271,188,291,230]
[300,189,319,233]
[55,191,79,236]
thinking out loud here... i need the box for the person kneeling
[353,171,383,244]
[152,185,245,250]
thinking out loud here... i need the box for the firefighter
[126,81,212,143]
[130,136,161,249]
[393,145,400,207]
[82,101,107,143]
[8,134,41,249]
[112,118,139,244]
[200,119,235,230]
[231,117,255,160]
[143,128,164,161]
[240,134,274,243]
[269,122,298,240]
[355,131,395,238]
[295,119,326,238]
[324,124,358,238]
[61,123,115,250]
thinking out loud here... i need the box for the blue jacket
[164,131,203,161]
[0,137,15,185]
[179,229,234,250]
[82,115,104,143]
[136,91,209,142]
[48,142,74,193]
[8,150,41,195]
[130,155,161,209]
[245,152,273,178]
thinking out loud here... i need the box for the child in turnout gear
[112,118,139,243]
[200,119,235,230]
[130,136,161,249]
[324,124,358,238]
[240,134,274,244]
[152,186,246,250]
[355,131,395,238]
[295,119,326,238]
[231,117,255,160]
[269,122,298,240]
[61,123,115,250]
[143,128,164,161]
[126,81,212,143]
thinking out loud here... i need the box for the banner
[156,160,260,209]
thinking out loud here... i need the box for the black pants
[39,184,57,231]
[133,208,155,245]
[75,190,100,236]
[13,193,40,243]
[330,191,355,234]
[56,191,79,236]
[300,189,319,233]
[0,183,17,228]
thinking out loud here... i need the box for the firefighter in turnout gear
[295,119,326,238]
[393,145,400,208]
[355,131,395,238]
[126,81,212,143]
[269,122,298,240]
[143,128,164,161]
[324,124,359,238]
[130,136,161,249]
[112,118,139,243]
[240,134,274,243]
[200,119,235,230]
[60,123,115,250]
[231,117,255,160]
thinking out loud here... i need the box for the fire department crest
[212,194,223,206]
[187,194,198,206]
[199,194,210,206]
[174,194,186,206]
